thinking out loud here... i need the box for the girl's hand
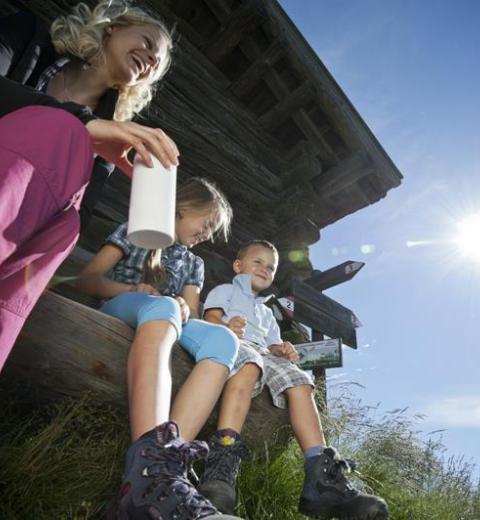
[130,283,160,296]
[85,119,179,177]
[269,342,299,362]
[175,296,190,324]
[228,315,247,338]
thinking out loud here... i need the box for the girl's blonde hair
[144,178,233,289]
[50,0,173,121]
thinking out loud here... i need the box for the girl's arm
[180,285,201,319]
[77,244,158,299]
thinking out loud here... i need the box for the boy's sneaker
[110,421,243,520]
[198,434,251,514]
[298,447,388,520]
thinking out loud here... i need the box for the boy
[199,240,388,520]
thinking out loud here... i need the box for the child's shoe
[198,433,251,514]
[110,421,243,520]
[298,447,389,520]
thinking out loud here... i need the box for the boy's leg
[267,361,388,519]
[285,384,326,452]
[199,342,263,514]
[171,319,238,441]
[217,362,260,432]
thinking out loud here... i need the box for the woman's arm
[76,244,137,299]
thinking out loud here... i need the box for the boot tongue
[153,421,180,446]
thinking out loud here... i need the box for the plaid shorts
[230,340,314,408]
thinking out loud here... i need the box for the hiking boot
[110,421,243,520]
[198,434,251,514]
[298,447,389,520]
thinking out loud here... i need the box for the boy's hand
[228,316,247,338]
[269,342,299,362]
[130,283,160,296]
[175,296,190,324]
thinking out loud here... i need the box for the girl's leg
[0,107,93,371]
[100,293,183,440]
[285,385,326,451]
[172,319,238,440]
[128,320,177,440]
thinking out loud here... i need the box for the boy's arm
[265,309,299,361]
[204,308,247,338]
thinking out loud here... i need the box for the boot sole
[299,497,388,520]
[199,481,236,515]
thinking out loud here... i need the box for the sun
[455,213,480,261]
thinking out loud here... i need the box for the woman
[0,0,178,371]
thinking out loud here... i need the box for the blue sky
[279,0,480,464]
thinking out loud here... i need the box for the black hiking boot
[198,434,251,514]
[298,447,389,520]
[109,421,244,520]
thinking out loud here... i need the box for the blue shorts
[100,292,239,370]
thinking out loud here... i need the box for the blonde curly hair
[50,0,173,121]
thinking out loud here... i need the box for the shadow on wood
[2,291,291,453]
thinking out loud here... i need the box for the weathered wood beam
[2,291,291,450]
[229,40,286,97]
[202,0,266,63]
[311,150,374,198]
[259,82,316,129]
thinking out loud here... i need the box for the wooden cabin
[0,0,402,449]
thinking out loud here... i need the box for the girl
[77,178,241,520]
[0,0,179,370]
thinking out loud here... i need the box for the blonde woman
[0,0,178,370]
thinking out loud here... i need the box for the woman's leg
[171,319,239,440]
[0,107,93,371]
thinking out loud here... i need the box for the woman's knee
[1,107,94,191]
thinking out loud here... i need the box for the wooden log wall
[1,0,402,293]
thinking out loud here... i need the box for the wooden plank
[292,278,362,328]
[259,82,315,129]
[202,0,266,63]
[305,261,365,291]
[2,291,291,450]
[293,299,357,348]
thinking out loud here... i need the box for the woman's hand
[269,341,299,362]
[85,119,179,176]
[130,283,160,296]
[175,296,190,324]
[228,315,247,339]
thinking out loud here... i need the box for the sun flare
[456,214,480,261]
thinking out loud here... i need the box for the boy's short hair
[237,240,279,260]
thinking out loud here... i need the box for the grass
[0,385,479,519]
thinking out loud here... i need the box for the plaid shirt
[106,223,204,297]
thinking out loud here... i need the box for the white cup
[127,153,177,249]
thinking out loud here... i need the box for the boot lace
[141,439,218,519]
[202,438,251,487]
